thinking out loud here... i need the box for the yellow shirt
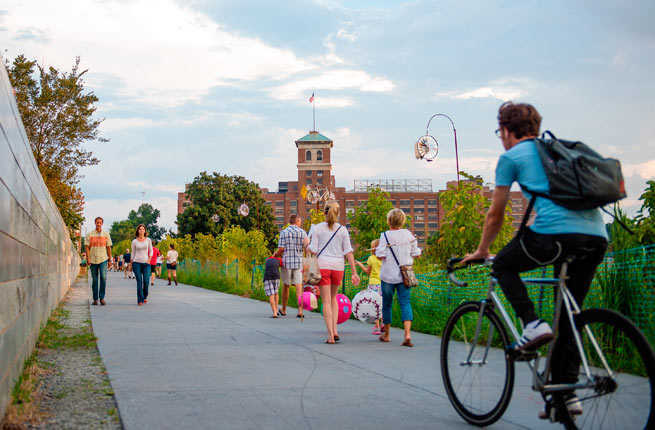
[366,255,382,285]
[86,230,112,265]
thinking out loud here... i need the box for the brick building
[177,130,529,246]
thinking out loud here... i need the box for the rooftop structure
[353,178,433,193]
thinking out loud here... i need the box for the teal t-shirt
[495,139,608,239]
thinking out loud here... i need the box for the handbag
[304,226,342,285]
[383,231,418,288]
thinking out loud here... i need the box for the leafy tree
[302,208,326,232]
[110,203,166,243]
[429,172,514,268]
[177,171,276,247]
[636,180,655,245]
[6,55,107,235]
[348,188,394,259]
[222,226,270,265]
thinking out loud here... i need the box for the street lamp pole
[426,113,459,186]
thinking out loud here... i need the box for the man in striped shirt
[275,214,309,317]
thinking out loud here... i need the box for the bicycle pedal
[506,347,538,362]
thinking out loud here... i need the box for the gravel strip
[12,277,122,430]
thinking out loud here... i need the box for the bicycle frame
[464,261,617,395]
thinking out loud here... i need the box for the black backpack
[519,131,627,231]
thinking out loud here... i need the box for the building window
[428,199,437,206]
[428,223,438,229]
[428,207,438,213]
[317,178,323,184]
[428,215,438,220]
[414,207,424,213]
[317,171,323,177]
[275,201,284,206]
[414,223,425,229]
[306,150,312,161]
[290,200,297,207]
[400,200,411,205]
[306,170,312,176]
[414,215,424,221]
[346,200,355,207]
[415,230,425,237]
[306,178,312,185]
[401,207,411,213]
[317,150,323,161]
[414,200,424,206]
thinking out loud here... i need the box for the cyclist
[462,101,608,418]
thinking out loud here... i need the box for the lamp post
[425,113,460,186]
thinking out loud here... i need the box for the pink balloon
[299,291,318,311]
[336,293,352,324]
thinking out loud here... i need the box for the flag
[309,92,314,103]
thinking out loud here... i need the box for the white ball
[352,289,382,323]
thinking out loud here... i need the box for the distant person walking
[308,202,360,344]
[131,224,153,306]
[376,209,421,347]
[166,243,178,286]
[274,214,309,318]
[150,243,161,287]
[85,217,113,306]
[263,255,282,317]
[123,248,132,279]
[355,239,383,335]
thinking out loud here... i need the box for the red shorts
[319,269,344,286]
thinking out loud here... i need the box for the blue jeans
[90,260,108,301]
[381,280,413,324]
[133,262,151,303]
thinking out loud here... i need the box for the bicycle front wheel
[559,308,655,429]
[441,301,515,427]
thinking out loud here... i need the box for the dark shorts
[150,264,157,271]
[166,263,177,270]
[156,263,162,267]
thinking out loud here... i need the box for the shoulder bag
[383,231,418,288]
[304,226,342,285]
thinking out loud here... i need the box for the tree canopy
[176,171,276,248]
[348,188,394,259]
[110,203,167,243]
[6,55,107,235]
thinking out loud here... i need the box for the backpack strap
[317,225,342,257]
[383,231,401,268]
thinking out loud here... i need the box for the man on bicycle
[463,101,608,417]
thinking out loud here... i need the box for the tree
[348,188,394,259]
[109,203,167,243]
[636,180,655,245]
[6,55,107,234]
[177,171,276,247]
[428,172,515,268]
[302,208,326,232]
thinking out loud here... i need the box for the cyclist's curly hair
[497,102,542,139]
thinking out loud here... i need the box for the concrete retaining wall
[0,62,80,419]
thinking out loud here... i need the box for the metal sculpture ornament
[415,134,439,162]
[238,203,250,217]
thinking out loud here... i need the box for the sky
[2,0,654,234]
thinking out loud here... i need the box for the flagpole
[313,91,316,131]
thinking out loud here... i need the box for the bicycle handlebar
[446,257,492,288]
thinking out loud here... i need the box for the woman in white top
[308,202,360,344]
[375,208,421,347]
[166,243,179,286]
[131,224,153,306]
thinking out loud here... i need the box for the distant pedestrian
[150,243,160,287]
[376,209,421,347]
[123,248,132,279]
[166,243,178,286]
[131,224,153,306]
[156,252,163,277]
[355,239,383,335]
[308,202,360,344]
[85,217,113,306]
[274,214,309,318]
[263,255,282,317]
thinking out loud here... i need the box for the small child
[355,239,383,335]
[263,255,282,318]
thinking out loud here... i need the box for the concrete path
[91,272,553,430]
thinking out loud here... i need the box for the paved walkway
[91,272,553,430]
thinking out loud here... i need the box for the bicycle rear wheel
[558,308,655,429]
[441,301,515,426]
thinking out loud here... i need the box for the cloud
[624,159,655,179]
[435,78,536,102]
[101,112,262,131]
[269,69,394,104]
[4,0,313,107]
[336,28,357,42]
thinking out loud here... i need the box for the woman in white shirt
[308,202,360,344]
[166,243,179,286]
[375,208,421,347]
[131,224,153,306]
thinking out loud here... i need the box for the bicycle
[440,256,655,429]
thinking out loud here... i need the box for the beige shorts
[281,268,302,285]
